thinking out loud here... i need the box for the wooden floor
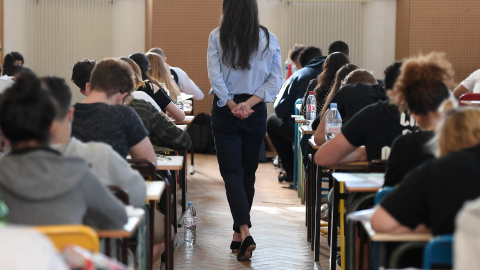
[154,153,331,270]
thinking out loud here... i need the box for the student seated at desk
[313,69,388,145]
[71,58,156,163]
[119,57,192,151]
[129,52,185,121]
[0,73,127,230]
[384,52,452,186]
[372,104,480,236]
[314,60,418,167]
[44,76,147,208]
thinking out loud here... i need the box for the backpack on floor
[187,113,216,154]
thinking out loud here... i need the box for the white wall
[4,0,29,59]
[258,0,397,80]
[362,0,397,79]
[3,0,145,103]
[114,0,145,57]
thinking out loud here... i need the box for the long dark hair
[313,52,350,102]
[219,0,269,70]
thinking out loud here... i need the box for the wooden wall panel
[147,0,222,115]
[0,0,3,63]
[396,0,480,83]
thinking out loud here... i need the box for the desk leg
[313,167,323,261]
[180,152,187,213]
[164,178,174,270]
[149,201,155,270]
[190,151,195,175]
[377,242,387,269]
[122,238,128,265]
[330,180,339,270]
[340,182,345,270]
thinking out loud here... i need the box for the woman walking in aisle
[207,0,282,261]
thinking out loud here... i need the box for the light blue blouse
[207,27,283,107]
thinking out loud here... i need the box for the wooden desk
[295,117,306,124]
[176,124,187,132]
[332,172,384,192]
[157,156,183,170]
[300,125,315,135]
[174,115,195,125]
[361,220,432,268]
[97,210,145,264]
[145,181,170,270]
[312,162,369,268]
[97,215,144,238]
[333,172,384,270]
[146,181,165,201]
[183,104,192,115]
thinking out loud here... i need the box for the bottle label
[325,125,341,134]
[307,104,316,113]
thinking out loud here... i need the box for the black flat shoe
[237,236,256,261]
[230,241,241,252]
[278,172,293,183]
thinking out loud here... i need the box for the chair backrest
[108,185,129,205]
[374,186,395,205]
[422,234,454,269]
[295,98,303,115]
[458,93,480,106]
[128,158,157,181]
[35,225,100,253]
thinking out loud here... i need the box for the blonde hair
[435,99,480,156]
[342,69,377,86]
[119,57,145,90]
[146,52,181,101]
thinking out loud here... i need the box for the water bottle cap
[330,103,337,109]
[309,91,314,95]
[188,201,193,206]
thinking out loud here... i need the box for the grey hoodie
[52,137,147,208]
[0,148,128,230]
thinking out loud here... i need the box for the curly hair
[71,59,96,90]
[390,52,454,115]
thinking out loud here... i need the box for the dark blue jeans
[211,95,266,233]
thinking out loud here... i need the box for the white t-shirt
[460,69,480,93]
[171,66,204,100]
[0,75,14,94]
[0,226,69,270]
[132,90,163,113]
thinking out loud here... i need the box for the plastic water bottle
[306,91,317,128]
[0,194,8,226]
[284,59,294,81]
[183,201,196,244]
[325,103,342,141]
[176,96,184,110]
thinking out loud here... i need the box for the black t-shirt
[72,103,148,157]
[342,100,418,160]
[330,83,387,123]
[384,131,435,187]
[381,144,480,235]
[137,82,172,112]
